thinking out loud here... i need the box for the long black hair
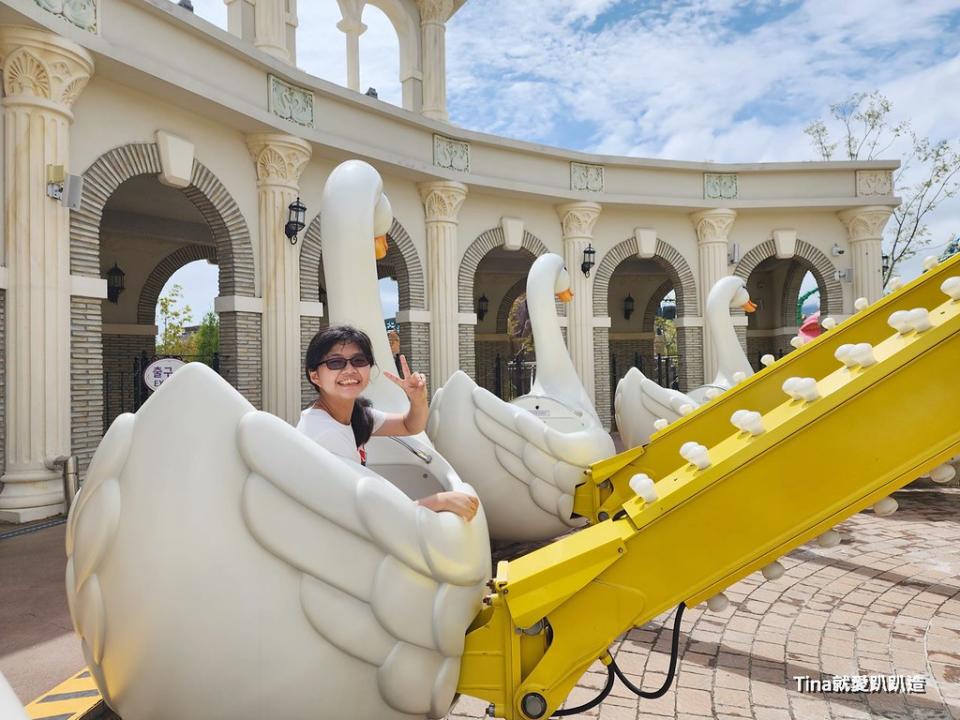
[305,325,377,448]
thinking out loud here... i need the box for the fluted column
[419,180,467,388]
[247,134,311,424]
[691,208,736,384]
[838,206,892,304]
[416,0,453,121]
[253,0,290,62]
[0,27,93,521]
[556,202,602,401]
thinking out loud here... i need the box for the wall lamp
[623,294,635,320]
[284,197,307,245]
[105,262,125,304]
[476,294,489,321]
[581,243,596,277]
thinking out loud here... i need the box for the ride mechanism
[456,253,960,719]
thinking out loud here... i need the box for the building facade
[0,0,897,522]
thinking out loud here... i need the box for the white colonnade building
[0,0,897,522]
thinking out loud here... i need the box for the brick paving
[448,486,960,719]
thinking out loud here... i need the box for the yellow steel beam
[460,270,960,719]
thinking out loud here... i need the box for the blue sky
[167,0,960,322]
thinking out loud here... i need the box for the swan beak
[741,300,757,313]
[374,235,388,260]
[556,289,574,303]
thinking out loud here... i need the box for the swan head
[731,283,756,312]
[708,276,756,314]
[373,193,393,259]
[555,264,573,302]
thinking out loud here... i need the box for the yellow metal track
[459,260,960,719]
[25,669,103,720]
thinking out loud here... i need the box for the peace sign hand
[383,354,428,403]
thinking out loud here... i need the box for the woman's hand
[417,491,480,521]
[383,355,427,404]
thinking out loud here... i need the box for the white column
[691,208,736,384]
[253,0,290,62]
[419,180,467,388]
[556,202,602,402]
[247,134,311,424]
[0,28,94,522]
[336,18,366,91]
[416,0,453,121]
[838,206,892,304]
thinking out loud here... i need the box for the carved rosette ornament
[691,208,737,244]
[247,134,312,190]
[419,181,467,223]
[416,0,454,24]
[838,206,894,242]
[556,202,601,240]
[0,26,94,115]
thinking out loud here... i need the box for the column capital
[556,201,601,239]
[418,180,467,222]
[691,208,736,244]
[246,133,312,190]
[837,205,894,242]
[336,18,367,34]
[0,26,94,116]
[416,0,455,24]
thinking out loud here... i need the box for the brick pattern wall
[458,324,475,380]
[676,326,704,392]
[593,327,611,429]
[609,338,655,381]
[71,298,103,476]
[300,316,323,408]
[475,339,512,395]
[137,245,216,323]
[220,311,262,408]
[0,290,4,478]
[102,334,155,432]
[399,321,431,393]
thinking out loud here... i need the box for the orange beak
[556,289,574,303]
[374,235,388,260]
[741,300,757,313]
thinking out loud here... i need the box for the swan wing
[615,368,698,448]
[239,410,487,718]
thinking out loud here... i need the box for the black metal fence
[610,352,680,394]
[477,350,536,401]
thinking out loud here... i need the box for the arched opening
[359,4,403,106]
[100,175,219,430]
[473,247,537,399]
[745,258,826,368]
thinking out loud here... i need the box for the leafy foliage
[804,91,960,287]
[191,311,220,367]
[156,284,193,356]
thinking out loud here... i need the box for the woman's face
[309,341,372,401]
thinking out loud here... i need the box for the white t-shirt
[297,404,388,465]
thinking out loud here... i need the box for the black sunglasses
[319,354,371,370]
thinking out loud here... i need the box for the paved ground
[2,487,958,718]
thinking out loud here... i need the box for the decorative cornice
[433,134,470,172]
[571,162,604,192]
[556,201,601,239]
[856,170,894,197]
[416,0,454,24]
[34,0,98,33]
[838,205,893,242]
[268,75,314,127]
[0,26,94,112]
[246,133,312,189]
[691,208,737,244]
[704,173,738,200]
[419,180,467,222]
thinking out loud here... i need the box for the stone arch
[642,279,674,329]
[593,237,698,318]
[734,239,841,318]
[457,227,550,313]
[72,143,255,296]
[137,245,218,324]
[496,276,527,335]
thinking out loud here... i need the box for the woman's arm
[375,354,429,437]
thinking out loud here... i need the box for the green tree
[192,311,220,367]
[804,91,960,287]
[156,284,193,356]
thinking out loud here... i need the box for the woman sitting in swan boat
[299,325,479,521]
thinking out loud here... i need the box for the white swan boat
[428,253,616,541]
[615,276,756,448]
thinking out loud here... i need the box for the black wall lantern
[881,253,891,276]
[106,262,125,304]
[284,197,307,244]
[581,243,596,277]
[318,285,327,305]
[476,294,489,321]
[623,293,635,320]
